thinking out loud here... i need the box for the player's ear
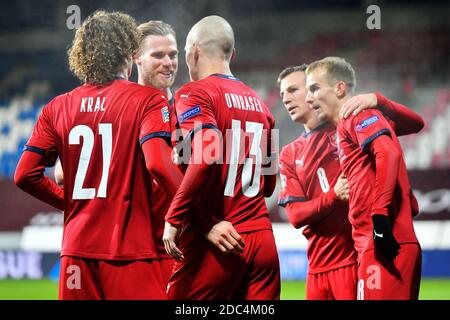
[134,50,142,65]
[126,59,133,78]
[194,45,200,65]
[336,81,347,99]
[230,48,236,61]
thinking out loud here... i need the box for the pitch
[0,279,449,300]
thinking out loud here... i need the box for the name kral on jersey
[80,97,106,112]
[224,93,264,113]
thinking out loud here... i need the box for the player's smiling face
[306,68,340,123]
[279,71,313,124]
[136,34,178,89]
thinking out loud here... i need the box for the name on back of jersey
[224,93,264,113]
[80,96,106,113]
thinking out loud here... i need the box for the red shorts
[168,229,280,300]
[357,243,421,300]
[159,258,175,287]
[306,263,358,300]
[59,256,167,300]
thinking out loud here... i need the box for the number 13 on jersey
[224,119,264,198]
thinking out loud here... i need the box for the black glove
[372,214,400,261]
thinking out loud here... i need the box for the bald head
[187,15,234,61]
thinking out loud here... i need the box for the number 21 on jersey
[69,123,112,200]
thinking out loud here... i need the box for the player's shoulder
[120,81,169,111]
[176,79,211,96]
[175,80,213,107]
[339,109,384,132]
[41,90,74,114]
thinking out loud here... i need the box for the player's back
[176,74,274,233]
[47,79,168,260]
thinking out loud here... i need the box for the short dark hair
[277,64,308,86]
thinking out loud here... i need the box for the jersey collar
[210,73,241,82]
[302,121,330,138]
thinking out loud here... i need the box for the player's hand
[163,221,184,261]
[372,214,400,261]
[340,93,377,119]
[205,220,245,255]
[333,173,349,202]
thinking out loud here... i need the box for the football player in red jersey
[278,64,423,300]
[278,64,357,300]
[134,20,179,286]
[14,11,185,299]
[305,57,424,299]
[163,15,280,300]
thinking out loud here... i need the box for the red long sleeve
[375,92,424,136]
[285,190,337,229]
[142,137,184,198]
[164,129,219,230]
[369,135,402,217]
[14,151,64,210]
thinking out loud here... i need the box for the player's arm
[350,112,401,260]
[165,128,245,255]
[15,101,63,210]
[15,150,64,210]
[141,137,186,260]
[164,86,244,257]
[282,173,349,228]
[340,92,424,136]
[278,147,348,228]
[368,134,401,260]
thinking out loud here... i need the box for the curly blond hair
[68,10,140,84]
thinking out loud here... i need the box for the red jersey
[278,123,356,273]
[25,79,171,260]
[151,93,178,259]
[337,109,419,255]
[167,73,274,233]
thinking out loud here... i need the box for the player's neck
[117,62,132,81]
[304,115,323,132]
[198,59,232,80]
[333,95,351,124]
[116,70,129,81]
[137,72,145,86]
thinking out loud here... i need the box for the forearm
[165,160,214,226]
[165,130,219,227]
[14,151,64,210]
[375,92,424,136]
[370,136,401,216]
[285,191,336,228]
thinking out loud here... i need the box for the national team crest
[161,106,170,123]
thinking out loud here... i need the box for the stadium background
[0,0,449,299]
